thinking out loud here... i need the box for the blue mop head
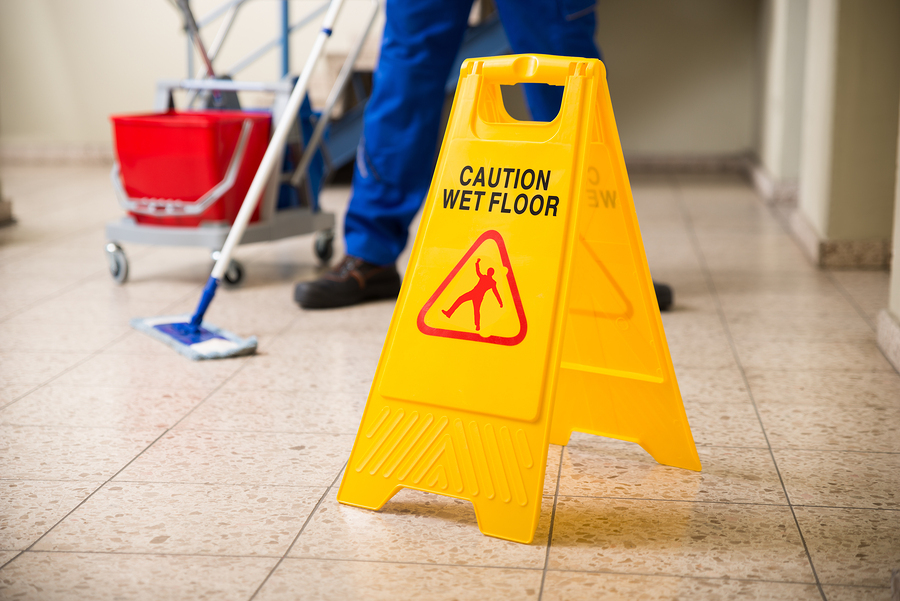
[130,315,257,360]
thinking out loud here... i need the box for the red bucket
[111,110,271,227]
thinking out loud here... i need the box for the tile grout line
[0,285,206,412]
[823,270,879,332]
[538,447,565,601]
[671,176,828,601]
[246,463,348,601]
[4,364,252,568]
[0,308,308,573]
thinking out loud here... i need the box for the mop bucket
[110,110,271,228]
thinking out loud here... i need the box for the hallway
[0,165,897,600]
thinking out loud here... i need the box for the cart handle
[110,118,253,217]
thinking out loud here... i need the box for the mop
[131,0,346,360]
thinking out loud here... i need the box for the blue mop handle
[187,0,346,332]
[189,276,219,328]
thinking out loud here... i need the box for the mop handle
[210,0,346,281]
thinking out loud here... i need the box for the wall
[596,0,762,158]
[1,0,763,162]
[0,0,379,156]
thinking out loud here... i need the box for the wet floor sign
[337,55,701,544]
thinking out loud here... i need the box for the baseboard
[788,208,891,269]
[0,142,113,166]
[877,310,900,374]
[750,164,798,206]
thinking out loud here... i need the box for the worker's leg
[494,0,601,121]
[344,0,474,266]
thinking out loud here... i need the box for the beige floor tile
[0,385,34,408]
[0,426,159,480]
[257,558,543,601]
[733,339,895,372]
[776,449,900,509]
[227,353,378,395]
[32,482,323,556]
[541,571,823,601]
[746,370,900,409]
[683,400,767,448]
[830,270,891,324]
[0,320,129,354]
[674,366,752,404]
[821,585,894,601]
[759,404,900,453]
[0,353,91,386]
[716,291,856,316]
[176,387,366,434]
[115,430,351,487]
[0,551,18,566]
[548,498,814,582]
[0,552,276,601]
[726,308,875,342]
[291,488,551,568]
[795,506,900,587]
[557,436,786,504]
[0,386,205,429]
[0,481,101,550]
[51,352,244,389]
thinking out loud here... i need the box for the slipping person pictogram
[442,259,502,331]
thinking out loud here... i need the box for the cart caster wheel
[223,259,244,286]
[314,228,335,264]
[105,242,128,284]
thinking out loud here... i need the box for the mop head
[130,315,257,360]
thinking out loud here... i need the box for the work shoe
[294,255,401,309]
[653,281,674,312]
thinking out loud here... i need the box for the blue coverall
[344,0,601,266]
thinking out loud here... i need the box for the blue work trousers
[344,0,601,265]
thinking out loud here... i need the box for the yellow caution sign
[337,55,700,544]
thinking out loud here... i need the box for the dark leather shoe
[294,255,401,309]
[653,281,673,311]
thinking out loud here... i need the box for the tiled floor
[1,165,898,600]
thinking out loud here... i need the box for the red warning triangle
[417,230,527,346]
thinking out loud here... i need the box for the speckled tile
[830,270,891,324]
[674,367,751,404]
[32,482,323,556]
[257,559,542,600]
[291,488,551,568]
[759,404,900,453]
[226,354,378,395]
[794,507,899,587]
[0,320,129,354]
[0,481,101,550]
[176,388,366,434]
[683,400,767,448]
[114,430,352,487]
[557,435,786,504]
[821,585,894,601]
[733,339,895,372]
[51,352,244,389]
[0,353,90,386]
[548,498,814,582]
[776,449,899,508]
[0,426,159,480]
[659,314,737,370]
[0,385,33,408]
[0,387,205,429]
[745,370,900,409]
[0,551,20,567]
[541,571,823,600]
[0,552,276,601]
[725,307,875,342]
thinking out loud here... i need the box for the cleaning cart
[105,0,379,285]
